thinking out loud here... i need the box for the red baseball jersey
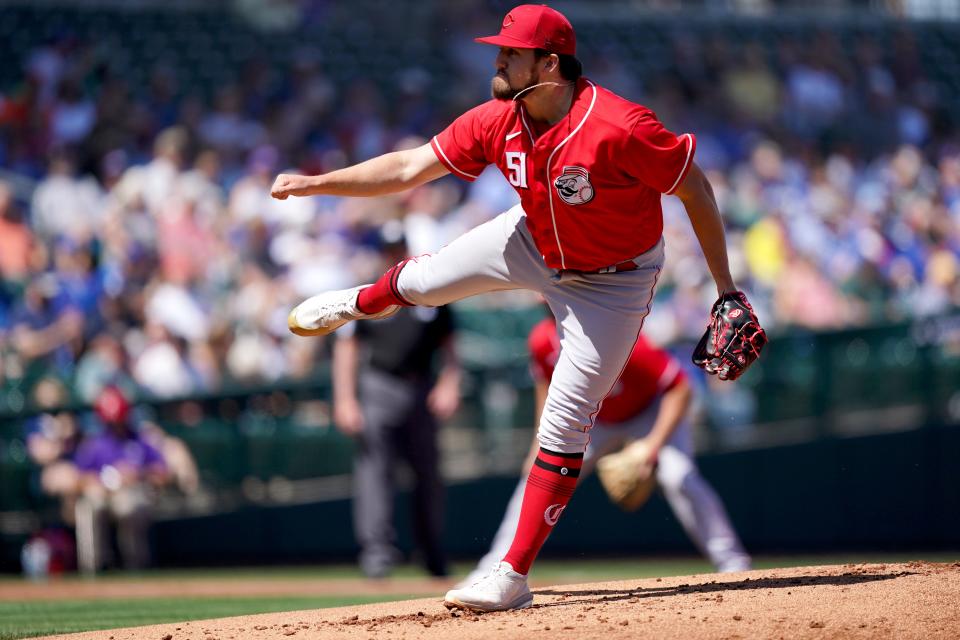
[430,77,696,271]
[528,318,686,425]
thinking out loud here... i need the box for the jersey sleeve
[623,109,696,195]
[430,102,496,182]
[527,320,556,383]
[632,336,687,392]
[656,355,687,393]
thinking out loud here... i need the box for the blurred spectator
[51,239,103,328]
[229,145,313,229]
[782,39,847,137]
[73,386,171,572]
[49,80,96,147]
[25,377,84,523]
[135,126,189,218]
[199,86,266,161]
[144,276,211,344]
[132,323,206,398]
[30,151,104,242]
[178,149,225,226]
[774,255,853,329]
[10,274,84,377]
[721,44,781,124]
[332,223,461,578]
[0,181,39,286]
[27,375,200,573]
[74,333,134,403]
[138,421,201,497]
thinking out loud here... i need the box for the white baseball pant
[397,204,664,455]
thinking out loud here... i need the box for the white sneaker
[287,286,399,337]
[443,561,532,612]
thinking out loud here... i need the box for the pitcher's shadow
[532,570,912,608]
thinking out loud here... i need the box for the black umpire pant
[353,368,447,577]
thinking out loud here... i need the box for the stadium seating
[2,6,959,120]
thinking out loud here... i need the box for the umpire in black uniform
[332,222,461,578]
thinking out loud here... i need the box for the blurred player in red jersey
[272,4,763,610]
[461,315,751,586]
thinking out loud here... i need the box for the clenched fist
[270,173,312,200]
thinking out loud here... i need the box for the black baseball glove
[692,291,767,381]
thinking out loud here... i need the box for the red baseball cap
[475,4,576,56]
[94,385,131,426]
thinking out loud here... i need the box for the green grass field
[2,553,956,640]
[0,596,402,640]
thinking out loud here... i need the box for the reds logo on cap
[728,309,743,319]
[554,166,595,205]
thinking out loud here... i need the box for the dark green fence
[146,423,960,565]
[741,324,938,424]
[3,308,960,570]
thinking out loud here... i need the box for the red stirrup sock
[356,259,414,314]
[502,447,583,575]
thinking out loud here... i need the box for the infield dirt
[37,562,960,639]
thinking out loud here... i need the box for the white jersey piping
[518,110,536,146]
[546,80,598,269]
[665,133,694,195]
[431,135,478,180]
[656,358,681,391]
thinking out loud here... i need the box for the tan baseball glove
[595,439,657,511]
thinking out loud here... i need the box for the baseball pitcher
[272,4,765,612]
[461,315,751,587]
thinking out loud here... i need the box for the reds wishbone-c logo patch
[544,503,566,526]
[554,166,595,205]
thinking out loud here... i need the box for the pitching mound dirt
[40,562,960,640]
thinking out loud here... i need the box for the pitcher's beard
[492,72,540,100]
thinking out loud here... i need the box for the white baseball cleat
[287,286,399,337]
[717,557,752,573]
[454,566,491,590]
[443,561,533,612]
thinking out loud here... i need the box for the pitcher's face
[491,46,541,100]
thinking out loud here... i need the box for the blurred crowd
[1,7,960,407]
